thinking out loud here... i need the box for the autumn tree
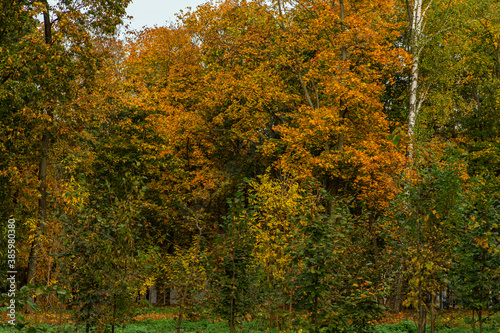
[207,187,258,333]
[59,176,149,332]
[388,145,467,332]
[0,0,132,291]
[247,174,311,328]
[450,178,500,333]
[122,1,407,326]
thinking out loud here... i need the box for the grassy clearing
[1,309,499,332]
[0,319,279,333]
[375,319,500,333]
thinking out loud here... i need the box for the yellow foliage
[248,173,314,283]
[160,235,207,292]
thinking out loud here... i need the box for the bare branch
[422,0,435,19]
[416,83,430,112]
[298,70,315,110]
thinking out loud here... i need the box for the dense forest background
[1,0,499,332]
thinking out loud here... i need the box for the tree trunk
[416,213,425,333]
[337,0,347,152]
[430,292,435,333]
[59,299,63,326]
[314,293,319,332]
[230,249,236,333]
[176,223,203,333]
[418,302,426,333]
[407,0,422,159]
[86,305,90,333]
[472,310,476,333]
[230,295,235,333]
[394,270,403,312]
[112,295,117,333]
[478,308,482,333]
[27,4,52,287]
[27,133,49,285]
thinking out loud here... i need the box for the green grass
[0,319,281,333]
[1,313,499,333]
[375,320,418,333]
[375,317,500,333]
[116,319,283,333]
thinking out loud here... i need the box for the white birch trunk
[408,0,423,158]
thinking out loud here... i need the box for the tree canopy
[1,1,499,332]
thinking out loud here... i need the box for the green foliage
[3,0,500,330]
[288,210,337,332]
[58,175,151,331]
[160,235,207,310]
[0,311,499,333]
[245,174,312,328]
[288,201,384,333]
[206,186,259,333]
[450,176,500,314]
[1,283,71,331]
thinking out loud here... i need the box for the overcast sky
[124,0,210,31]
